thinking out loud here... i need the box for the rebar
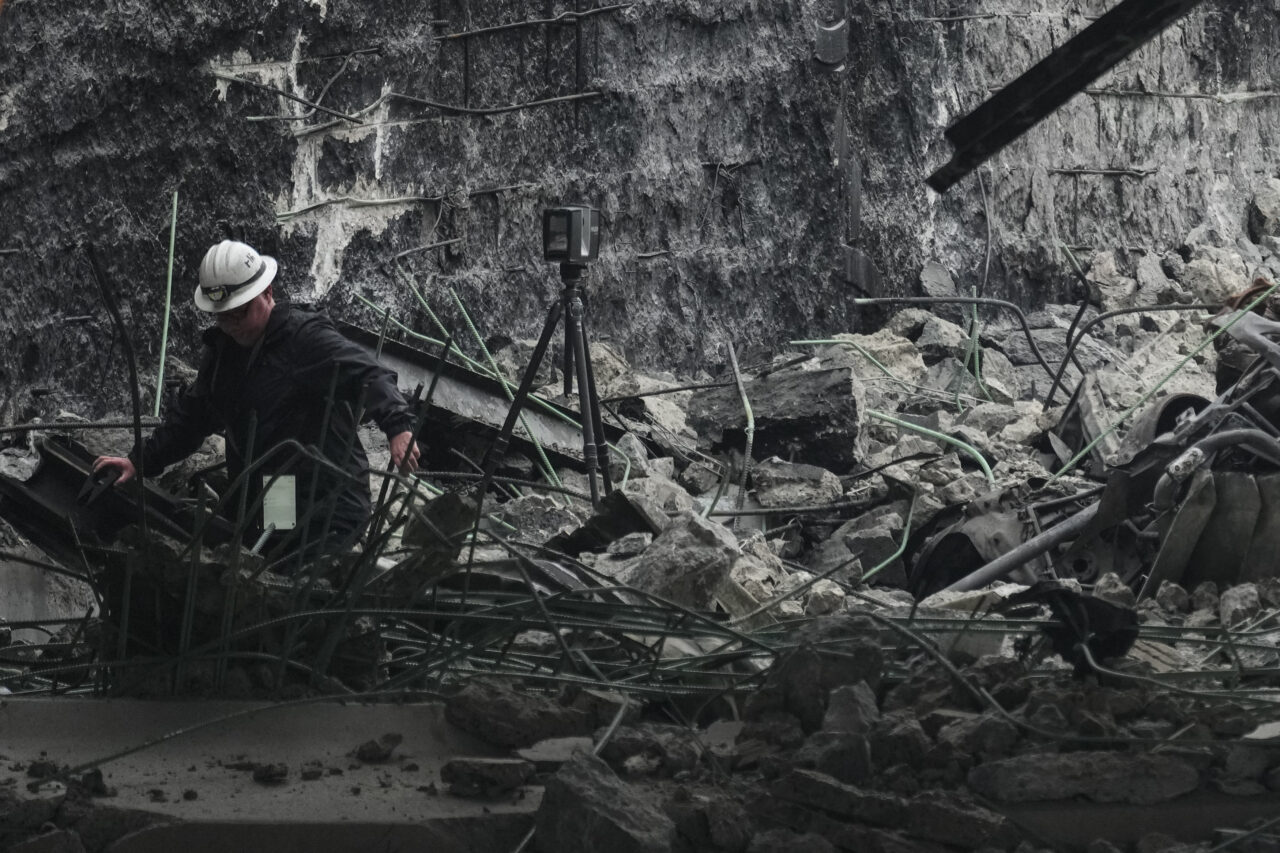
[1043,301,1217,405]
[154,189,179,417]
[854,295,1057,380]
[866,409,996,485]
[439,3,631,40]
[726,342,753,531]
[1051,286,1277,482]
[212,72,362,123]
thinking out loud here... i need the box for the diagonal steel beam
[927,0,1208,193]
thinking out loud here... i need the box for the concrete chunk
[967,752,1200,804]
[534,753,675,853]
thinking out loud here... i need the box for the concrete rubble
[8,222,1280,850]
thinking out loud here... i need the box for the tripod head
[559,261,588,283]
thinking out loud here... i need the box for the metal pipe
[940,503,1100,592]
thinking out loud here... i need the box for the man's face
[215,290,274,347]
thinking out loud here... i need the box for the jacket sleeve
[291,314,415,437]
[131,343,222,476]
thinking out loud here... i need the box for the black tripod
[480,262,612,506]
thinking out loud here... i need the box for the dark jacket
[135,302,413,551]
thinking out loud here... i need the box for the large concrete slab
[0,698,539,852]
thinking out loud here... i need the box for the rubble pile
[8,226,1280,849]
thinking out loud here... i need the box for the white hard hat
[193,240,278,313]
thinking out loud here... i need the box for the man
[94,239,420,563]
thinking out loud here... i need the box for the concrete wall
[1,0,1278,418]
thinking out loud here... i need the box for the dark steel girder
[927,0,1208,193]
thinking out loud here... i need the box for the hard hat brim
[193,256,278,313]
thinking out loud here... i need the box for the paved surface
[0,697,539,852]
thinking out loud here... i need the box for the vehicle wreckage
[910,287,1280,602]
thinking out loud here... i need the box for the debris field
[3,212,1280,852]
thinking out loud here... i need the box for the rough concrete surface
[4,1,1276,421]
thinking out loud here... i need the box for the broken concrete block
[744,644,828,734]
[831,508,904,581]
[1249,177,1280,242]
[919,261,960,304]
[1085,250,1138,313]
[904,789,1022,850]
[745,829,837,853]
[967,752,1200,804]
[491,494,590,545]
[598,724,702,777]
[731,537,787,603]
[769,768,903,826]
[676,458,721,496]
[751,457,842,508]
[445,679,591,749]
[353,732,402,763]
[667,792,751,853]
[606,532,652,556]
[804,579,845,615]
[915,315,970,365]
[880,307,935,340]
[622,475,698,514]
[546,490,669,556]
[1155,580,1191,613]
[609,512,739,610]
[687,351,867,473]
[935,713,1019,762]
[1182,256,1247,304]
[516,737,594,772]
[821,682,880,735]
[609,433,650,482]
[535,753,676,853]
[834,330,928,385]
[867,711,931,770]
[441,757,534,797]
[1219,583,1262,627]
[792,731,873,785]
[1191,581,1220,614]
[1092,572,1137,609]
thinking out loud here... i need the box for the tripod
[480,262,612,507]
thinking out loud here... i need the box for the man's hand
[93,456,137,485]
[388,431,420,474]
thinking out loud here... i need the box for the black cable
[1043,302,1217,406]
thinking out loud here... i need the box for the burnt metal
[815,0,849,68]
[927,0,1208,192]
[337,320,624,469]
[939,503,1100,593]
[0,437,234,570]
[835,108,862,244]
[842,246,882,292]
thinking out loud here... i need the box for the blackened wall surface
[0,0,1276,417]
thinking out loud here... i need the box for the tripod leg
[481,300,563,477]
[577,305,613,496]
[563,312,575,397]
[567,293,601,507]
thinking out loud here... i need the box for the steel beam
[927,0,1207,192]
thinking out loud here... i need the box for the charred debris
[4,228,1280,851]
